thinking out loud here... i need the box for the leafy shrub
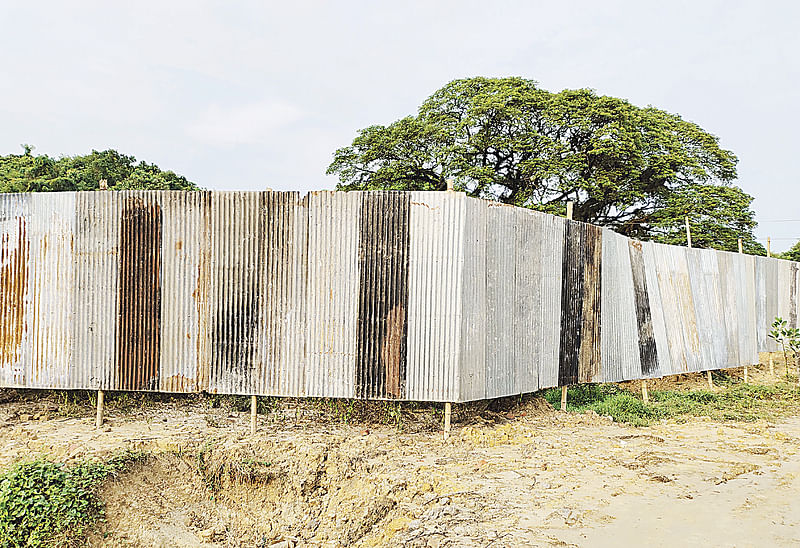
[0,453,140,547]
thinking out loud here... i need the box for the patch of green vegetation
[542,380,800,427]
[0,451,144,547]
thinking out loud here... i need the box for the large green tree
[328,77,764,254]
[0,146,198,192]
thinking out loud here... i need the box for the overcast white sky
[1,1,798,249]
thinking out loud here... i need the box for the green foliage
[768,317,800,377]
[0,452,142,547]
[778,240,800,262]
[329,77,764,254]
[0,146,198,193]
[542,380,800,426]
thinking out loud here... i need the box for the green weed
[0,451,144,547]
[543,381,800,427]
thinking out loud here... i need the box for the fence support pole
[641,380,649,403]
[561,200,574,412]
[250,395,257,435]
[443,402,452,440]
[95,390,104,429]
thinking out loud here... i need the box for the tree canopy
[0,146,198,192]
[328,77,765,254]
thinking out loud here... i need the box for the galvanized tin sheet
[0,189,795,401]
[257,191,308,397]
[305,191,361,398]
[408,192,464,402]
[599,230,641,383]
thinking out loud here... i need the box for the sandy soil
[0,376,798,547]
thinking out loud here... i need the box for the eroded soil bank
[1,372,799,547]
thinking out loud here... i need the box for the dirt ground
[0,368,798,547]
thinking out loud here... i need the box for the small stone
[199,528,215,541]
[103,426,111,432]
[19,414,30,421]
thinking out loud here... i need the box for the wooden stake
[566,201,574,221]
[95,390,104,429]
[446,179,454,192]
[707,370,713,389]
[767,237,772,258]
[641,380,649,403]
[443,402,452,439]
[685,216,692,248]
[250,395,257,435]
[738,238,743,254]
[769,353,775,376]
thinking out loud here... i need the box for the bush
[0,453,140,547]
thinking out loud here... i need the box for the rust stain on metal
[163,373,197,392]
[0,218,28,372]
[382,304,406,398]
[115,197,163,390]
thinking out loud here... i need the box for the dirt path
[0,395,798,547]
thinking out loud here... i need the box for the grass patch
[0,451,144,547]
[543,381,800,426]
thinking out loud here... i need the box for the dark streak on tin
[628,240,658,375]
[115,197,162,390]
[211,193,264,392]
[558,222,602,385]
[355,192,410,399]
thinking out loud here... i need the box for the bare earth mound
[0,370,798,547]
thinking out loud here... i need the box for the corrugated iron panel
[206,192,264,394]
[735,253,758,365]
[687,248,727,371]
[23,193,75,388]
[485,202,517,398]
[558,220,602,385]
[599,230,641,383]
[1,189,799,401]
[406,192,464,402]
[74,191,119,390]
[640,241,672,377]
[533,212,565,390]
[305,191,361,398]
[511,207,547,394]
[454,193,488,399]
[355,192,410,399]
[158,191,210,392]
[0,193,30,387]
[257,191,308,397]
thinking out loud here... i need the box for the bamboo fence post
[641,380,649,403]
[561,201,574,411]
[250,395,257,435]
[95,390,104,429]
[443,402,452,439]
[685,216,692,248]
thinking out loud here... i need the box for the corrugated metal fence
[0,191,795,402]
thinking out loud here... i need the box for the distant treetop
[0,146,199,193]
